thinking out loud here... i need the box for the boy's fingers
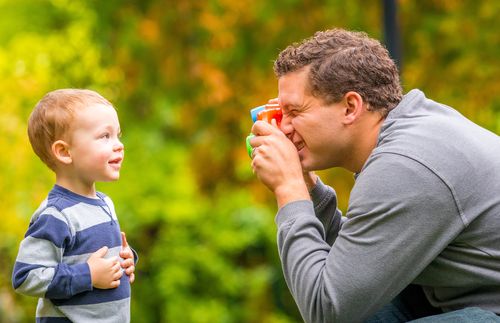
[125,265,135,275]
[110,263,120,274]
[121,232,129,248]
[121,258,134,268]
[110,280,121,288]
[114,269,124,279]
[91,246,108,258]
[120,248,133,258]
[129,273,135,284]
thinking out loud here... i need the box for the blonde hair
[28,89,113,171]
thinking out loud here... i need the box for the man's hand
[87,246,122,289]
[303,171,318,192]
[250,119,310,207]
[120,232,135,284]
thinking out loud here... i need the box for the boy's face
[68,103,124,184]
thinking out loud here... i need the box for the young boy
[12,89,136,322]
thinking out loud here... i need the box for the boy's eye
[101,133,110,139]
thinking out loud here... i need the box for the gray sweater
[276,89,500,323]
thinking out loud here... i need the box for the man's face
[278,68,348,171]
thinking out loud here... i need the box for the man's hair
[28,89,113,171]
[274,28,402,116]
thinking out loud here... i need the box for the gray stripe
[104,196,117,215]
[36,298,65,317]
[16,236,62,266]
[63,203,117,232]
[63,246,123,265]
[36,206,70,223]
[16,267,55,297]
[59,298,130,323]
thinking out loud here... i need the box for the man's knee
[409,307,500,323]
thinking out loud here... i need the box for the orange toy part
[257,104,282,126]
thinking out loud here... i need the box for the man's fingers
[251,147,258,159]
[270,118,281,128]
[129,273,135,284]
[251,120,275,136]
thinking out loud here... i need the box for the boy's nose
[113,140,124,151]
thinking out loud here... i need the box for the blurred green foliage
[0,0,498,322]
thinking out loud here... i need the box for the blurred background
[0,0,498,322]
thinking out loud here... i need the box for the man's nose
[280,114,294,139]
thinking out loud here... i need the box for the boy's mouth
[109,157,123,165]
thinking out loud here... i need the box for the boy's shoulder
[29,186,115,233]
[31,185,111,221]
[47,185,112,210]
[29,187,73,224]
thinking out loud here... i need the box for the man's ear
[342,91,364,125]
[51,140,72,165]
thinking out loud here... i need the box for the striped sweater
[12,185,132,323]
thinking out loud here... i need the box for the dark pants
[365,285,500,323]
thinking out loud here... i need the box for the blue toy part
[250,105,266,123]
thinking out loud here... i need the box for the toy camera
[246,103,283,158]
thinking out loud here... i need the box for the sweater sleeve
[12,208,92,299]
[275,153,465,323]
[309,177,345,246]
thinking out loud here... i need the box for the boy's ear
[51,140,72,165]
[342,91,364,125]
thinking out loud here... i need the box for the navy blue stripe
[51,274,130,306]
[37,317,72,323]
[27,214,72,248]
[50,185,107,208]
[64,222,121,256]
[12,262,43,289]
[45,263,91,299]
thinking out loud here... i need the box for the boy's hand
[120,232,136,284]
[87,246,122,289]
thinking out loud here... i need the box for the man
[249,28,500,322]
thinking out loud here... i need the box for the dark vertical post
[383,0,402,74]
